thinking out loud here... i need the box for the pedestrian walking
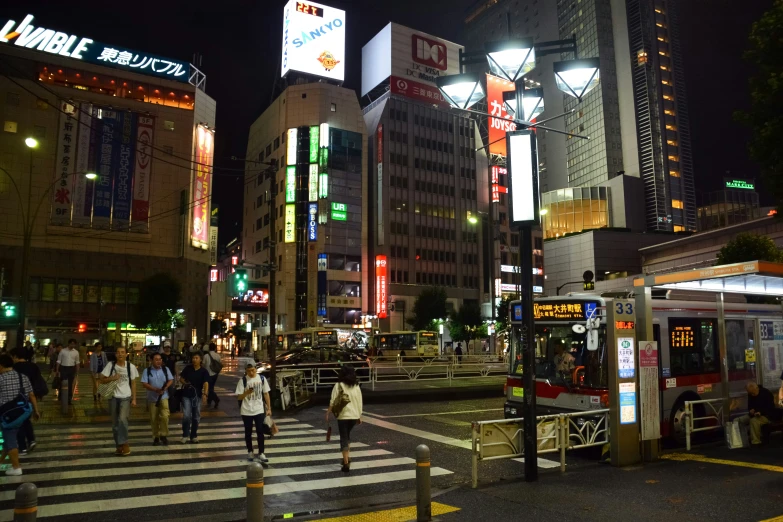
[141,353,174,446]
[48,343,60,372]
[179,353,210,444]
[235,363,271,463]
[203,343,222,409]
[326,365,363,473]
[230,345,236,360]
[0,354,40,475]
[78,342,88,369]
[89,342,109,401]
[187,342,201,364]
[161,341,178,379]
[98,346,138,456]
[55,339,80,405]
[10,348,41,456]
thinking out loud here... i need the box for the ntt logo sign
[412,34,447,71]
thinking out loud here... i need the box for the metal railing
[684,398,724,451]
[471,409,609,488]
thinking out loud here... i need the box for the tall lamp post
[436,38,600,482]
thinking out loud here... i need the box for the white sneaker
[5,468,22,476]
[181,437,188,444]
[259,453,268,463]
[247,452,255,462]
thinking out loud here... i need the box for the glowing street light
[24,137,38,149]
[85,172,97,180]
[435,73,484,110]
[554,58,601,100]
[485,39,536,83]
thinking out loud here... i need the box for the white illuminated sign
[287,128,298,166]
[508,130,539,226]
[501,265,542,275]
[281,0,346,82]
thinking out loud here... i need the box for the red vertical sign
[376,255,387,319]
[191,125,214,249]
[486,74,516,156]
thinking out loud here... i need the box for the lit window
[673,225,685,232]
[669,170,680,177]
[664,109,675,116]
[661,80,671,86]
[669,155,679,162]
[659,51,669,57]
[658,36,666,42]
[656,22,666,28]
[637,49,648,65]
[666,124,677,131]
[672,199,684,210]
[660,65,669,71]
[663,94,673,101]
[667,140,678,146]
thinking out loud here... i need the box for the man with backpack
[0,354,40,475]
[141,353,174,446]
[98,346,138,456]
[10,348,45,455]
[203,343,222,409]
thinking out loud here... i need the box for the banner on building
[376,255,387,319]
[284,204,296,243]
[51,101,78,225]
[132,115,154,232]
[377,125,384,246]
[191,124,214,249]
[317,253,327,317]
[112,111,135,231]
[487,74,516,156]
[71,102,92,226]
[308,203,318,241]
[209,226,218,264]
[92,107,119,229]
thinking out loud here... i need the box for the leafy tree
[448,301,488,350]
[407,287,448,331]
[230,324,250,343]
[136,273,184,337]
[210,319,227,338]
[736,0,783,211]
[495,295,514,333]
[716,233,782,265]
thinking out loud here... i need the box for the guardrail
[470,409,609,488]
[684,398,724,451]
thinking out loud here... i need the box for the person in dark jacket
[739,382,782,445]
[10,348,40,455]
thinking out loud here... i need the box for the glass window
[71,280,85,303]
[28,278,40,302]
[56,281,70,302]
[86,281,100,303]
[41,278,55,302]
[101,282,113,304]
[671,199,684,209]
[115,282,127,305]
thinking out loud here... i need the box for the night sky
[0,0,773,247]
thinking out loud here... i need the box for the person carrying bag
[326,366,363,473]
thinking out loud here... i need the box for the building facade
[0,17,214,348]
[243,83,368,333]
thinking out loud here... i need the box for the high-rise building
[0,13,214,347]
[243,83,368,332]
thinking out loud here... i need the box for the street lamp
[436,73,484,110]
[485,39,536,82]
[553,58,601,100]
[24,138,38,149]
[85,172,97,180]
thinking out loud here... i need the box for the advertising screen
[191,125,214,249]
[281,0,346,81]
[487,74,516,156]
[508,130,539,226]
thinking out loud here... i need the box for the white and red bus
[504,295,782,438]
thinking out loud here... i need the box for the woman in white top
[326,365,363,473]
[235,364,272,463]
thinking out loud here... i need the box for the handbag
[0,372,34,430]
[206,353,223,374]
[96,362,124,399]
[169,387,182,413]
[330,383,351,418]
[725,420,748,449]
[326,424,332,442]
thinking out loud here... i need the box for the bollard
[246,462,264,522]
[14,483,37,522]
[415,444,431,522]
[60,379,69,416]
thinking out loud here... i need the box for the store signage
[209,226,218,264]
[281,0,345,81]
[617,338,635,379]
[533,300,600,320]
[317,253,327,316]
[331,201,347,221]
[724,178,754,190]
[308,202,318,241]
[376,255,388,319]
[284,203,296,243]
[487,74,516,156]
[376,124,384,245]
[508,130,539,226]
[500,283,543,293]
[287,128,298,166]
[0,14,188,82]
[210,269,218,282]
[491,165,507,203]
[286,166,297,203]
[191,125,214,250]
[308,164,318,201]
[309,126,319,162]
[500,265,542,275]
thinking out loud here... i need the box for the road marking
[759,515,783,522]
[1,468,451,520]
[33,418,298,435]
[662,453,783,473]
[512,457,562,469]
[0,449,395,486]
[34,423,314,442]
[364,408,503,419]
[0,457,417,501]
[30,435,334,452]
[20,443,368,470]
[360,416,472,450]
[315,501,460,521]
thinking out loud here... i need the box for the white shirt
[330,382,363,420]
[235,374,270,416]
[101,361,139,399]
[57,348,81,368]
[203,351,222,377]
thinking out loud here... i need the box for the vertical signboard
[51,101,77,225]
[317,253,327,317]
[377,124,384,246]
[376,255,387,319]
[71,102,92,226]
[191,125,214,249]
[112,111,134,231]
[638,341,660,440]
[487,74,516,156]
[507,130,539,226]
[93,108,118,229]
[308,164,318,201]
[309,126,319,163]
[308,202,318,241]
[209,226,218,264]
[491,165,507,204]
[617,337,635,378]
[619,382,637,425]
[287,128,298,165]
[284,203,296,243]
[286,166,297,203]
[760,321,783,391]
[132,115,154,232]
[318,123,329,199]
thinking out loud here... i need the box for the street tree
[448,301,488,352]
[736,0,783,211]
[495,295,514,334]
[716,233,783,265]
[407,286,448,331]
[136,273,185,338]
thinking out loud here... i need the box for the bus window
[669,318,717,376]
[725,320,747,371]
[533,325,608,388]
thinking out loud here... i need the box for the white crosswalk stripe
[0,417,453,521]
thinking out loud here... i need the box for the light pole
[468,210,496,354]
[436,38,600,483]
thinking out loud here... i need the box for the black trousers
[337,419,357,451]
[59,366,77,403]
[242,414,265,453]
[17,418,35,451]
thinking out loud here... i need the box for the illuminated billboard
[284,204,296,243]
[507,130,539,226]
[487,74,516,156]
[376,255,388,319]
[281,1,346,81]
[191,125,214,249]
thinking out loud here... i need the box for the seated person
[553,343,575,377]
[738,381,783,445]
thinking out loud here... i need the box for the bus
[372,331,439,357]
[504,294,782,439]
[282,326,370,352]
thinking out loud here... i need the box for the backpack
[237,375,265,408]
[0,372,33,430]
[206,352,223,374]
[146,366,172,382]
[32,374,49,399]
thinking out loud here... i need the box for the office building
[0,12,214,347]
[697,179,761,232]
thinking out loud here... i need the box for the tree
[136,273,184,337]
[716,233,782,265]
[736,0,783,211]
[448,301,488,352]
[407,287,448,331]
[495,295,514,334]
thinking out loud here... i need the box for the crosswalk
[0,418,453,520]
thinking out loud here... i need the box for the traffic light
[228,268,248,297]
[0,302,18,328]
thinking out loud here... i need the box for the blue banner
[308,203,318,241]
[92,108,117,227]
[112,112,135,230]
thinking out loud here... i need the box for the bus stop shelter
[633,259,783,452]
